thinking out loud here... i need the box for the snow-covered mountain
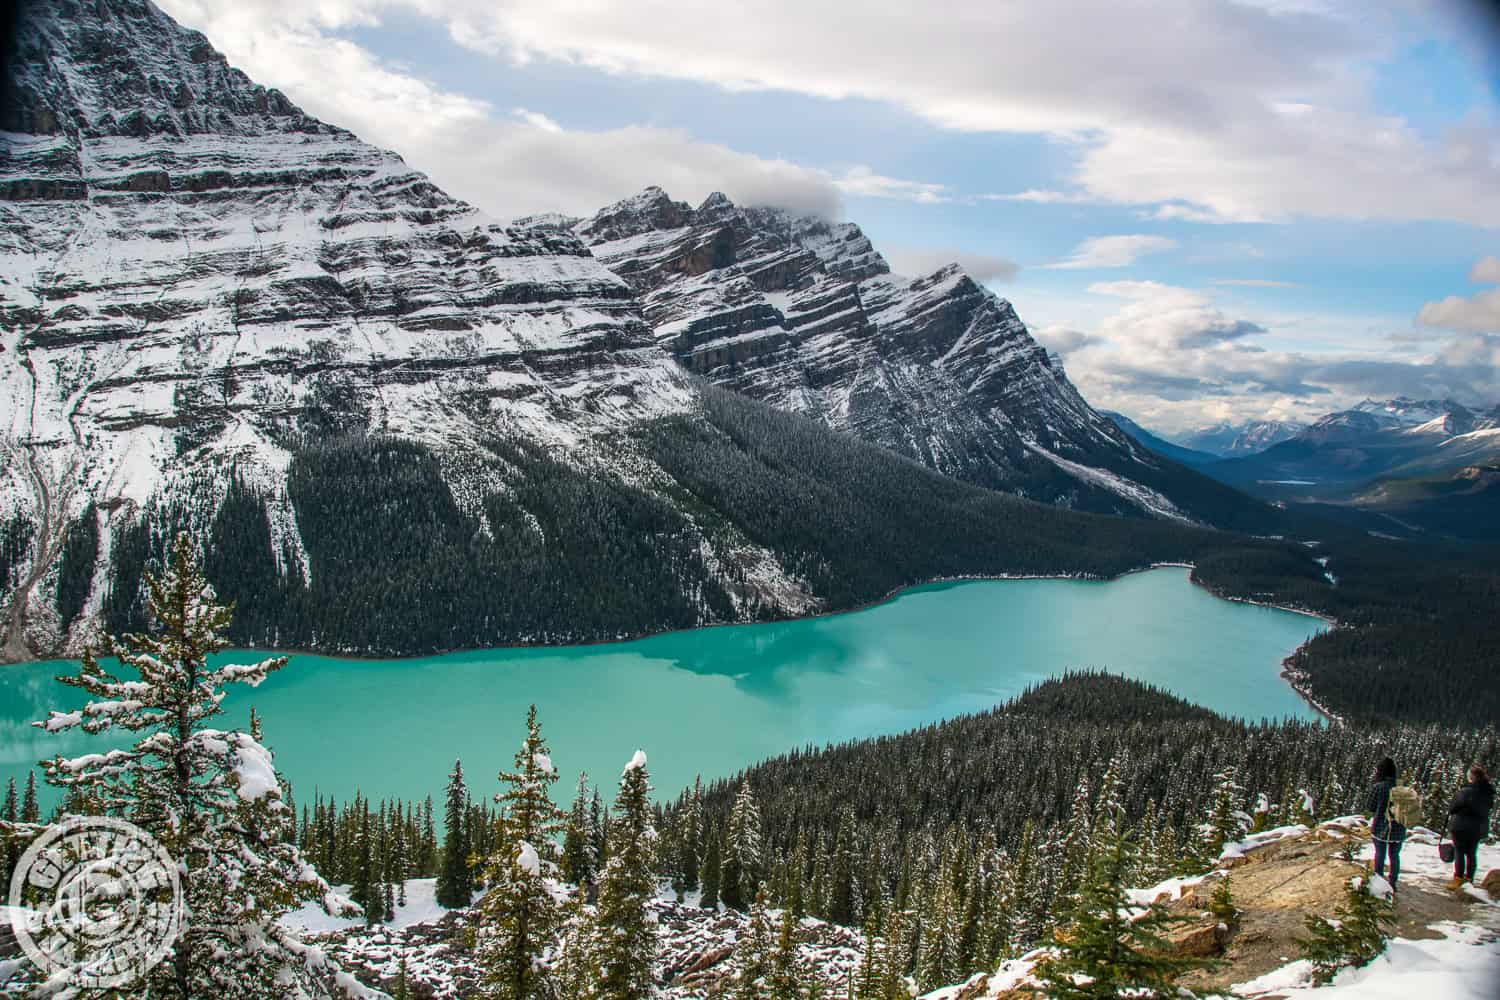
[568,187,1253,523]
[2,0,1284,662]
[0,0,791,658]
[1181,419,1307,457]
[1206,398,1500,511]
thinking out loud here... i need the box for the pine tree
[0,776,18,890]
[437,759,474,908]
[1198,767,1250,862]
[733,884,778,999]
[679,776,704,894]
[561,772,597,887]
[21,771,38,823]
[476,837,562,1000]
[1033,809,1213,1000]
[496,705,566,856]
[769,903,806,1000]
[1299,874,1396,986]
[854,910,885,1000]
[554,890,595,1000]
[1209,876,1238,925]
[701,828,723,911]
[724,781,764,911]
[35,532,358,998]
[592,751,658,1000]
[474,707,571,1000]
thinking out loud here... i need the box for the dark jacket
[1366,780,1405,843]
[1448,778,1495,841]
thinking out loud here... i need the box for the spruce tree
[554,890,595,999]
[437,759,473,908]
[476,838,562,1000]
[1033,809,1212,1000]
[1,777,17,888]
[701,828,723,911]
[768,904,806,1000]
[1198,767,1250,862]
[1299,874,1396,985]
[34,532,358,998]
[561,772,597,887]
[496,705,566,856]
[475,707,569,1000]
[733,884,777,999]
[592,751,658,1000]
[21,770,38,822]
[724,781,764,911]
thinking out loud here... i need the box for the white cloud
[1417,257,1500,333]
[884,246,1018,282]
[355,0,1500,227]
[1014,279,1500,433]
[831,167,950,204]
[1469,256,1500,284]
[156,0,844,220]
[513,107,563,132]
[1045,235,1178,270]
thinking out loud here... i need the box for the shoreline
[8,563,1334,722]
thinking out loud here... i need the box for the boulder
[1481,869,1500,896]
[1165,919,1227,958]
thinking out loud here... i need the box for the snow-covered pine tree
[701,826,724,910]
[1055,774,1093,906]
[474,706,570,998]
[476,838,563,1000]
[680,776,704,894]
[496,705,566,857]
[1197,766,1250,863]
[592,750,658,1000]
[854,910,885,1000]
[1,776,17,887]
[1299,874,1395,985]
[437,759,473,908]
[553,889,595,999]
[562,772,597,887]
[34,532,365,999]
[913,841,960,992]
[768,903,807,1000]
[723,780,764,911]
[1033,807,1213,1000]
[733,884,777,999]
[21,771,39,822]
[827,807,860,925]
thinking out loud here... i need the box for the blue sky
[162,0,1500,434]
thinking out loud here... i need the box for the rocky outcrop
[573,187,1210,521]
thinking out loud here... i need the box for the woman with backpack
[1366,756,1407,890]
[1446,764,1495,890]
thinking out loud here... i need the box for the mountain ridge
[570,185,1284,528]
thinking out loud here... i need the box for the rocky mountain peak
[5,0,320,142]
[574,187,1237,523]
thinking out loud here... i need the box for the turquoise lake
[0,568,1325,809]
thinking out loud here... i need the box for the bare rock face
[1482,869,1500,896]
[573,187,1206,521]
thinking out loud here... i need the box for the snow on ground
[281,878,453,934]
[1233,920,1500,999]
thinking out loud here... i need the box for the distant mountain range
[1109,398,1500,541]
[1178,419,1307,457]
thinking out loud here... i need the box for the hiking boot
[1446,876,1465,890]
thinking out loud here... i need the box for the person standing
[1447,765,1495,890]
[1366,756,1405,890]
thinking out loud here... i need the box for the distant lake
[0,568,1325,809]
